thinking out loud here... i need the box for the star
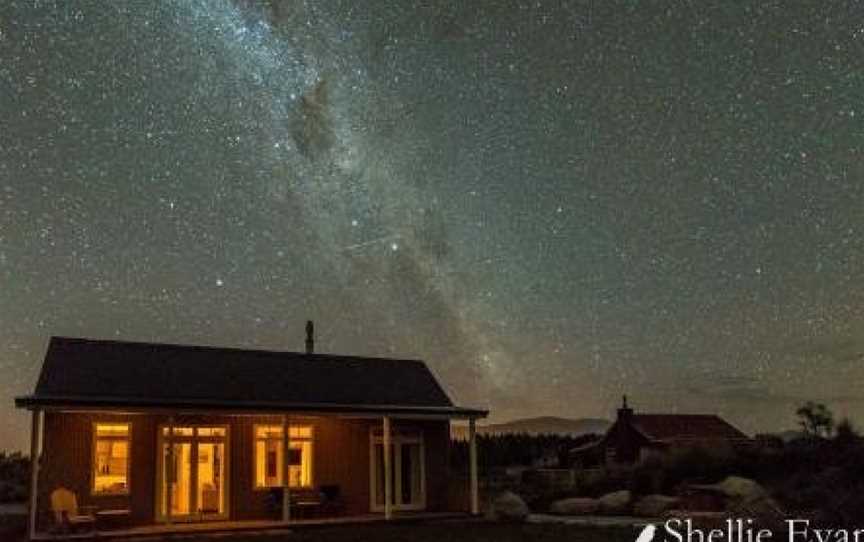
[1,0,863,451]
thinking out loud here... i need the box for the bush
[0,453,28,503]
[628,445,739,496]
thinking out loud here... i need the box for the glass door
[157,426,229,522]
[163,441,192,517]
[196,442,225,515]
[399,442,423,507]
[372,443,396,509]
[370,431,425,511]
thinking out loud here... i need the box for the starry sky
[2,1,864,451]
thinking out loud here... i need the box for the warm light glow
[161,427,193,436]
[93,422,130,494]
[159,425,228,518]
[253,424,313,488]
[197,427,226,437]
[289,426,312,439]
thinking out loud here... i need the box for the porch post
[382,416,392,520]
[282,415,291,523]
[469,417,479,515]
[28,408,42,540]
[166,417,173,524]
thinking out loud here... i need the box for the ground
[233,522,636,542]
[0,520,639,542]
[138,522,636,542]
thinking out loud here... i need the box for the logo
[634,519,864,542]
[636,524,657,542]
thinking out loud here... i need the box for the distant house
[15,329,487,539]
[600,397,751,466]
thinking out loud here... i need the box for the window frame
[91,421,132,496]
[252,424,314,490]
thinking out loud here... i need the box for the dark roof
[15,337,486,418]
[630,414,749,442]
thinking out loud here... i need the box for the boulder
[688,476,766,499]
[686,476,784,530]
[664,510,728,530]
[598,490,632,515]
[633,494,680,517]
[492,491,529,522]
[714,476,768,500]
[549,497,600,516]
[728,493,786,530]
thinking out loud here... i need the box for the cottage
[15,329,486,539]
[601,397,750,466]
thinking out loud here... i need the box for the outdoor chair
[290,488,324,518]
[320,484,346,516]
[50,487,96,533]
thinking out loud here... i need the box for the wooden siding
[35,412,454,532]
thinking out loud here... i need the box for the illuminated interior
[160,426,227,519]
[254,425,313,488]
[196,442,225,514]
[93,423,130,494]
[166,442,192,515]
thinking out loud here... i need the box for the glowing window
[197,427,226,437]
[161,427,194,436]
[253,425,313,488]
[93,423,130,495]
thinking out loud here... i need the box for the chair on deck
[319,484,345,516]
[50,487,96,533]
[290,488,324,518]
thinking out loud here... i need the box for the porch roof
[14,336,487,419]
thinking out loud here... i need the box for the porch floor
[33,512,470,540]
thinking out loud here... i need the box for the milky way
[2,1,864,450]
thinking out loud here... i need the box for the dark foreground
[2,520,638,542]
[228,522,635,542]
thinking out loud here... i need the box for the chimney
[617,394,633,422]
[305,320,315,354]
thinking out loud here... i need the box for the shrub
[0,452,28,503]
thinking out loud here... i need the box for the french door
[156,425,229,522]
[370,431,425,511]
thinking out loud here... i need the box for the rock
[714,476,768,500]
[598,490,632,515]
[689,476,766,499]
[492,491,529,522]
[549,497,600,516]
[633,494,680,517]
[686,476,784,530]
[664,510,728,530]
[728,493,786,530]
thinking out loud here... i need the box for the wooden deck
[33,512,470,540]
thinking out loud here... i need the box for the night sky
[2,1,864,451]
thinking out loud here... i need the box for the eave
[14,394,489,419]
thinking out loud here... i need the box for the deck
[33,512,470,540]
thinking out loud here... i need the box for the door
[370,431,425,511]
[157,425,229,522]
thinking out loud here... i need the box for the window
[93,423,130,495]
[253,425,313,488]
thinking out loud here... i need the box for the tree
[796,401,835,438]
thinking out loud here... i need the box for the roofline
[631,413,734,418]
[14,395,489,419]
[628,418,750,441]
[647,437,753,443]
[46,335,427,365]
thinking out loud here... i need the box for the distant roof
[630,414,749,442]
[15,337,486,418]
